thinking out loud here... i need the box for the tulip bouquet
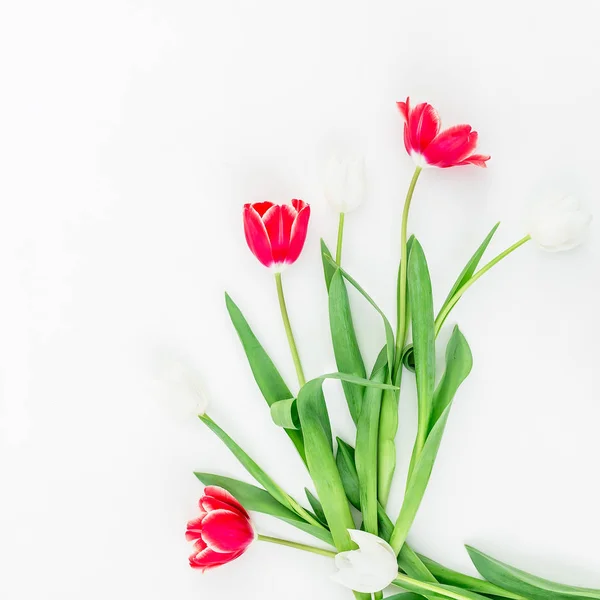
[184,98,594,599]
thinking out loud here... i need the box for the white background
[1,1,599,599]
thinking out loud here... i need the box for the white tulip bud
[528,195,591,252]
[324,155,366,213]
[331,530,398,593]
[155,354,208,416]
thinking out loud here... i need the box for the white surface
[1,1,599,599]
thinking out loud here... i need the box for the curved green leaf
[467,546,600,600]
[270,398,300,430]
[356,347,387,535]
[328,268,367,423]
[225,293,305,460]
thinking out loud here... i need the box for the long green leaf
[418,554,527,600]
[304,488,328,526]
[408,239,436,456]
[390,327,471,554]
[199,414,323,529]
[429,326,473,432]
[321,239,338,291]
[392,576,492,600]
[336,437,361,509]
[297,378,356,550]
[355,347,387,535]
[467,546,600,600]
[225,293,305,460]
[194,472,334,545]
[328,268,367,423]
[439,222,500,321]
[324,255,396,376]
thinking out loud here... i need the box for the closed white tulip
[157,355,209,416]
[324,155,366,213]
[331,530,398,593]
[528,195,591,252]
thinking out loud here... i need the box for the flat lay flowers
[180,97,595,600]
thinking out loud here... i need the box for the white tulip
[156,354,209,416]
[331,530,398,593]
[528,195,591,252]
[324,155,366,213]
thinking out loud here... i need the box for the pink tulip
[243,200,311,269]
[397,97,490,168]
[186,486,255,572]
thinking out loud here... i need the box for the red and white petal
[250,201,275,217]
[243,204,274,267]
[397,98,410,122]
[185,516,207,542]
[262,204,288,265]
[407,102,440,154]
[291,199,308,213]
[423,125,478,168]
[189,547,242,571]
[202,486,250,519]
[285,203,310,265]
[456,153,490,168]
[200,509,255,554]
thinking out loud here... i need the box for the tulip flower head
[398,97,490,168]
[331,530,399,593]
[528,195,591,252]
[243,200,311,270]
[186,486,255,572]
[324,154,366,214]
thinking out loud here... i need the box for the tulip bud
[156,355,209,416]
[528,195,592,252]
[331,530,398,593]
[324,155,366,213]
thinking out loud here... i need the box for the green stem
[336,212,346,265]
[434,235,531,336]
[275,271,306,387]
[257,534,336,558]
[395,166,422,375]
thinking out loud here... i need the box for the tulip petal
[185,516,207,542]
[456,153,491,168]
[200,509,255,554]
[332,530,399,593]
[285,202,310,265]
[262,204,289,264]
[408,102,441,154]
[423,125,479,168]
[203,486,250,518]
[243,204,274,267]
[251,201,275,217]
[189,547,243,571]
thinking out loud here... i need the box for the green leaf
[199,414,323,530]
[328,268,367,423]
[418,554,527,600]
[390,403,451,554]
[321,239,338,291]
[225,293,305,460]
[335,437,361,509]
[385,595,426,600]
[355,347,387,535]
[392,576,492,600]
[194,472,333,545]
[270,398,300,430]
[304,488,328,526]
[466,546,600,600]
[439,222,500,320]
[408,239,436,449]
[324,255,396,377]
[429,326,473,432]
[296,378,356,550]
